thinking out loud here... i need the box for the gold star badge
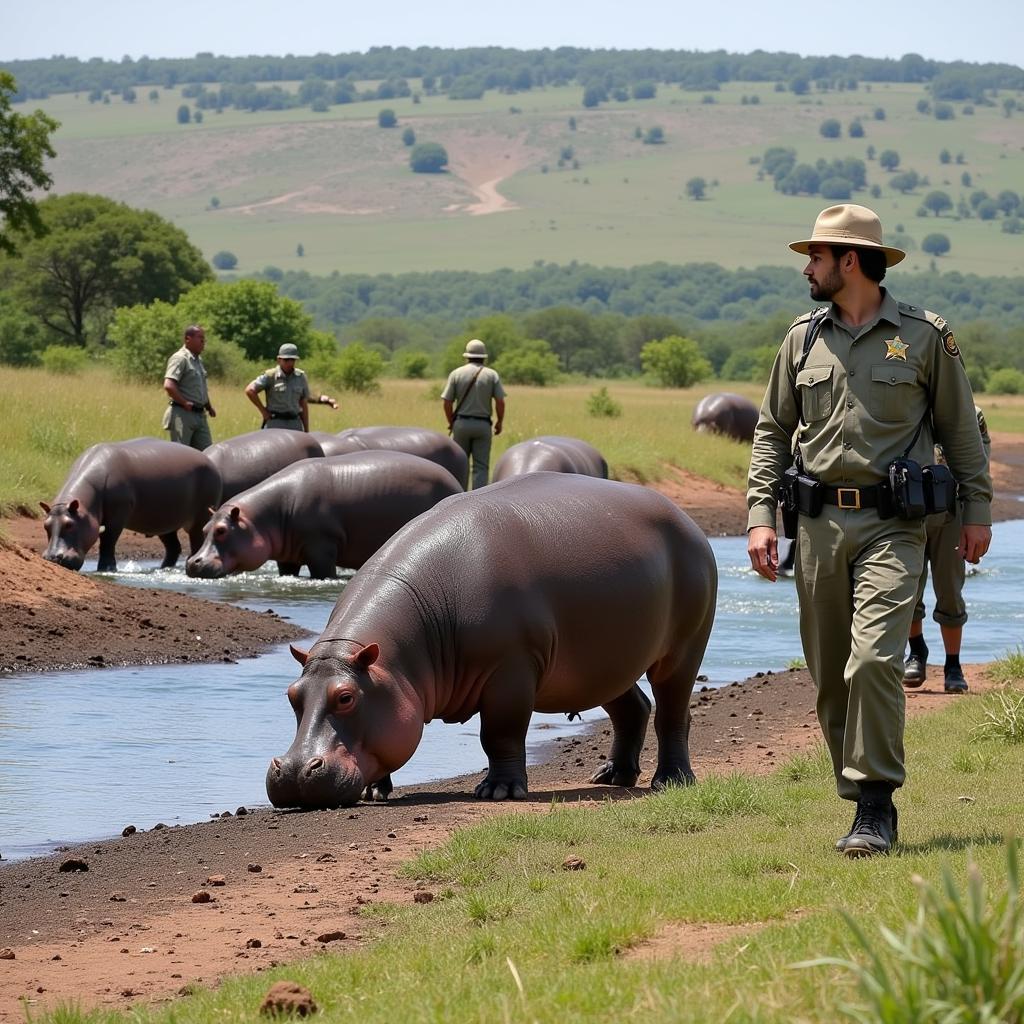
[884,337,909,361]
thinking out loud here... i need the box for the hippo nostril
[270,757,283,775]
[302,757,325,778]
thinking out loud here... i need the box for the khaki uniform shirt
[250,366,310,416]
[747,289,992,530]
[441,363,506,419]
[164,346,208,406]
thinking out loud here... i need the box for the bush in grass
[392,349,431,379]
[921,233,951,257]
[586,386,622,418]
[492,339,560,386]
[212,250,238,270]
[640,335,711,388]
[985,367,1024,394]
[333,342,385,393]
[409,142,448,173]
[40,345,88,375]
[377,108,396,128]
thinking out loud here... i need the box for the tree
[686,177,707,200]
[848,120,865,138]
[0,71,59,257]
[939,148,951,164]
[409,142,448,173]
[212,250,238,270]
[879,149,900,172]
[997,190,1021,216]
[640,335,711,388]
[377,108,396,128]
[1,193,212,347]
[819,118,841,139]
[922,190,953,216]
[632,81,656,100]
[916,98,931,114]
[890,170,920,193]
[401,126,416,147]
[176,104,191,124]
[873,107,886,120]
[921,233,951,256]
[582,85,605,108]
[492,338,560,385]
[643,126,665,145]
[820,177,853,200]
[0,291,46,366]
[933,102,955,120]
[332,342,385,393]
[296,243,304,257]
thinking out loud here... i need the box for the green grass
[31,80,1024,277]
[31,684,1024,1023]
[0,365,757,516]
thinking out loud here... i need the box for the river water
[2,520,1021,861]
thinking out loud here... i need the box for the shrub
[212,250,238,270]
[393,350,431,379]
[492,339,560,386]
[332,342,385,393]
[586,386,622,418]
[409,142,449,173]
[401,127,416,147]
[820,177,853,200]
[985,367,1024,394]
[40,345,89,375]
[819,118,841,138]
[643,126,665,145]
[848,120,865,137]
[873,107,886,120]
[377,108,397,128]
[934,101,955,120]
[640,335,711,388]
[921,233,951,256]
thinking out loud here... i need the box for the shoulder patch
[942,333,960,358]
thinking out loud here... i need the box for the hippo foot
[589,760,641,787]
[474,776,528,801]
[651,766,696,792]
[362,776,393,802]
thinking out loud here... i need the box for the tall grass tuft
[974,690,1024,744]
[795,841,1024,1024]
[777,743,832,783]
[989,646,1024,686]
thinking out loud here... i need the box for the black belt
[270,411,300,419]
[821,483,885,510]
[176,403,205,414]
[455,414,491,422]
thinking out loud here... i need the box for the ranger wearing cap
[746,204,992,857]
[441,338,506,489]
[245,343,338,432]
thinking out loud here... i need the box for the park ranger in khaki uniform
[441,338,506,489]
[163,324,216,450]
[245,343,338,432]
[746,205,992,857]
[904,405,991,693]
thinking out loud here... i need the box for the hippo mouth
[43,550,85,572]
[265,754,365,809]
[185,556,228,579]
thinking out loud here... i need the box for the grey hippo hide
[205,429,324,502]
[266,471,718,809]
[325,426,469,490]
[691,392,760,444]
[492,435,608,482]
[186,451,462,579]
[40,438,221,572]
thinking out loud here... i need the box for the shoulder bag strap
[453,365,485,417]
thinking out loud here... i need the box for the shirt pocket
[870,364,918,422]
[795,364,834,422]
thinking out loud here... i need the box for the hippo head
[185,505,271,578]
[40,499,100,572]
[266,642,423,809]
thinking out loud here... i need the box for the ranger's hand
[747,526,779,582]
[959,524,992,564]
[206,403,217,418]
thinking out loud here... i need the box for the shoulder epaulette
[897,301,932,324]
[900,302,961,357]
[789,308,821,329]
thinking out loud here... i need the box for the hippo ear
[68,498,80,514]
[40,501,51,514]
[208,506,217,517]
[230,506,241,523]
[289,644,309,666]
[355,643,379,669]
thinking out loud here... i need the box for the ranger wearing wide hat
[245,343,338,432]
[746,204,992,857]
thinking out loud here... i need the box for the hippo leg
[474,660,534,800]
[277,562,302,576]
[648,643,709,790]
[589,684,652,787]
[96,527,122,572]
[305,545,339,580]
[362,774,393,802]
[158,531,182,569]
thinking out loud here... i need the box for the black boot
[843,782,898,857]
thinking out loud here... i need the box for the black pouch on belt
[922,463,956,515]
[796,473,823,518]
[778,466,800,539]
[888,458,928,519]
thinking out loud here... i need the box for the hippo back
[206,430,324,501]
[691,393,759,443]
[492,436,608,482]
[332,426,468,490]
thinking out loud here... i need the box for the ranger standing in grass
[163,324,216,450]
[441,338,506,489]
[245,343,338,432]
[746,205,992,857]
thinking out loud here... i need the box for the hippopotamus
[266,472,718,809]
[204,429,323,502]
[40,438,221,572]
[328,426,469,490]
[492,435,608,482]
[186,451,462,579]
[691,392,760,443]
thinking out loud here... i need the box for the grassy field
[30,80,1024,277]
[38,656,1024,1023]
[0,367,761,516]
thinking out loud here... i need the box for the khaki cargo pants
[913,509,968,627]
[164,406,213,451]
[452,417,493,490]
[795,506,926,801]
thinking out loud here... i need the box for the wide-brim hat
[277,343,300,359]
[463,338,488,359]
[789,204,906,267]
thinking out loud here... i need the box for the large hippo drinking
[186,451,462,579]
[41,438,221,572]
[267,472,718,808]
[691,392,760,443]
[205,429,323,503]
[492,435,608,481]
[325,426,469,490]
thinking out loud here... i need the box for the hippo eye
[214,524,229,541]
[328,683,358,717]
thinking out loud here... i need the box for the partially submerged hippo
[329,426,469,490]
[267,472,718,808]
[41,438,221,572]
[492,435,608,481]
[205,430,323,503]
[186,451,462,579]
[691,393,759,443]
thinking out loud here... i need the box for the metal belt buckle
[837,487,861,510]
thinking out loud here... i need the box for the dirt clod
[191,891,213,904]
[59,859,89,873]
[562,856,586,871]
[260,980,317,1017]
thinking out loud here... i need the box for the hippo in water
[492,435,608,482]
[691,393,760,443]
[205,429,323,502]
[266,472,718,808]
[186,451,462,579]
[41,438,221,572]
[327,426,469,490]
